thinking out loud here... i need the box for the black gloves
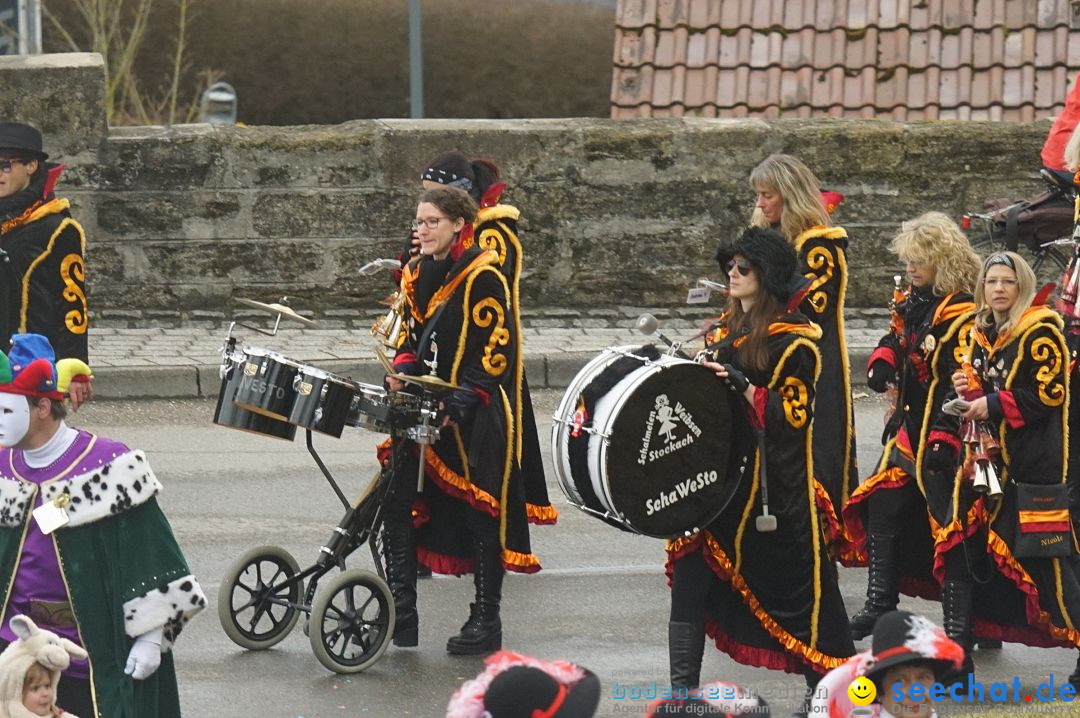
[866,359,897,393]
[443,389,480,426]
[924,441,957,474]
[721,363,750,394]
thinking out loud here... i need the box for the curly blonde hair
[891,212,981,296]
[749,154,831,241]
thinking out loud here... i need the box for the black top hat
[715,226,806,304]
[0,122,48,161]
[863,611,964,690]
[483,666,601,718]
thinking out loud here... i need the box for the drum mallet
[753,427,777,532]
[635,313,690,359]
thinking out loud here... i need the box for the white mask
[0,393,30,448]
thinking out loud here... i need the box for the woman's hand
[704,360,757,404]
[68,378,93,412]
[961,396,989,421]
[386,375,405,392]
[952,370,969,395]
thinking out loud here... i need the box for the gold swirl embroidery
[803,246,835,314]
[477,227,508,267]
[1031,336,1065,407]
[954,319,975,367]
[779,376,809,429]
[472,297,510,377]
[60,253,87,335]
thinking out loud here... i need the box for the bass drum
[214,347,297,441]
[551,345,735,538]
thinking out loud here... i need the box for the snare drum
[551,345,735,538]
[233,348,303,422]
[288,365,357,438]
[214,348,297,441]
[346,384,422,434]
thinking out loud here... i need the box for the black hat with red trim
[863,610,965,692]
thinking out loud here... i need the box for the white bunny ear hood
[0,616,84,718]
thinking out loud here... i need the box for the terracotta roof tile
[612,0,1080,118]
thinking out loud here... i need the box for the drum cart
[214,315,440,674]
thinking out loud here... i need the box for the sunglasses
[0,159,26,174]
[725,258,752,276]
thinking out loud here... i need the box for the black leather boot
[381,520,419,647]
[849,533,899,640]
[1068,650,1080,691]
[941,579,975,680]
[668,621,705,690]
[446,536,504,655]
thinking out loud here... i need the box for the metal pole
[408,0,424,118]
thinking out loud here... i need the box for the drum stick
[753,427,778,532]
[635,314,691,359]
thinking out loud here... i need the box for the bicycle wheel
[968,229,1069,281]
[218,545,304,650]
[309,568,395,673]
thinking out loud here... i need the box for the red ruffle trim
[812,479,860,565]
[899,575,940,602]
[417,545,474,576]
[840,465,911,567]
[704,615,810,675]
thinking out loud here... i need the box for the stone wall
[1,54,1055,320]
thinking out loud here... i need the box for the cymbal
[236,298,315,326]
[388,373,469,392]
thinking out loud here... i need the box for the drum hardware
[235,296,315,336]
[752,427,777,533]
[635,313,691,359]
[549,416,610,440]
[409,396,441,492]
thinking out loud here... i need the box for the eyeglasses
[0,159,25,174]
[411,217,446,230]
[725,259,752,276]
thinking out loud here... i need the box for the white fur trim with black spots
[0,481,36,528]
[122,573,207,650]
[39,450,163,528]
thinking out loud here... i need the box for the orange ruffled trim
[666,531,849,674]
[503,547,542,574]
[931,500,986,583]
[983,530,1080,648]
[421,446,500,518]
[812,478,860,565]
[526,503,558,525]
[840,465,911,566]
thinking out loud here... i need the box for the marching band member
[942,251,1080,682]
[842,213,980,639]
[665,227,854,714]
[381,186,544,656]
[749,154,857,529]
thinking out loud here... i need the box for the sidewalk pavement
[88,316,882,400]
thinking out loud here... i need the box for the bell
[982,461,1003,499]
[371,291,406,348]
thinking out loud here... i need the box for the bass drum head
[600,361,733,538]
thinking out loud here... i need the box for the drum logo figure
[637,394,703,466]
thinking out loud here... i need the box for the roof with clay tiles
[611,0,1080,120]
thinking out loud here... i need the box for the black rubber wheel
[218,545,303,650]
[309,568,395,673]
[969,230,1069,280]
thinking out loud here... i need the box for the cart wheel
[218,545,303,650]
[309,568,395,673]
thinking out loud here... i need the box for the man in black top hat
[0,121,92,409]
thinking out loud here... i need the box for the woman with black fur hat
[750,154,856,536]
[665,227,854,716]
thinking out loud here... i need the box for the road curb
[91,347,877,400]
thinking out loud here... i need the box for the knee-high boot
[849,532,899,640]
[941,579,975,678]
[668,621,705,690]
[1069,651,1080,690]
[446,535,504,655]
[381,518,419,647]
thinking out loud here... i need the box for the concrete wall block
[251,189,402,239]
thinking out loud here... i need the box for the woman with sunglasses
[841,213,980,640]
[943,251,1080,683]
[750,154,856,533]
[665,227,854,714]
[380,186,543,656]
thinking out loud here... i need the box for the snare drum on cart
[551,345,737,538]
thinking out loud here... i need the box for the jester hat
[0,334,91,400]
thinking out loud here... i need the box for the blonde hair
[749,154,830,241]
[1064,123,1080,172]
[22,662,51,694]
[974,250,1037,335]
[891,212,981,296]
